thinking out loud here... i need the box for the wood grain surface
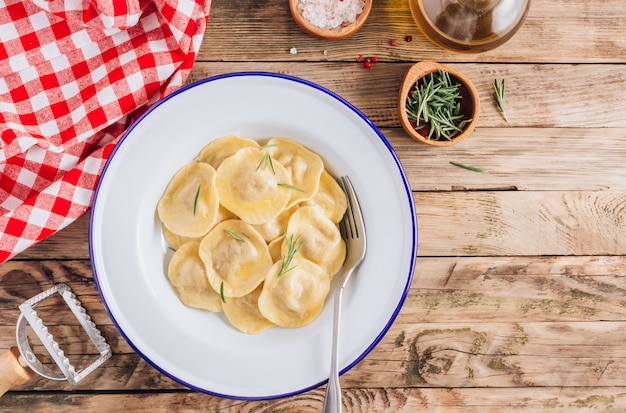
[2,0,626,411]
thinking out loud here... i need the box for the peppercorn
[405,35,413,42]
[363,59,372,69]
[390,39,397,46]
[371,56,379,63]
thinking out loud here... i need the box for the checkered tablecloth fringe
[0,0,212,263]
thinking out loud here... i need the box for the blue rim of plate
[89,71,417,400]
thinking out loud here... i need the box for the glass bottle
[408,0,531,53]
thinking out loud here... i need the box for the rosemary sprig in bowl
[398,61,480,146]
[405,69,472,141]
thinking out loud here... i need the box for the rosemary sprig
[450,161,486,173]
[257,151,275,173]
[224,229,246,242]
[278,183,306,192]
[219,281,226,303]
[406,69,472,141]
[276,234,304,280]
[193,185,201,215]
[256,145,276,173]
[493,78,508,122]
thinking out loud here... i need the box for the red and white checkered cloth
[0,0,211,263]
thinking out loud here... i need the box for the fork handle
[322,283,347,413]
[323,373,341,413]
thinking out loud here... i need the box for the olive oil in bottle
[408,0,530,53]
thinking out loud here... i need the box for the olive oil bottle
[408,0,530,53]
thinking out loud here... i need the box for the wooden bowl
[289,0,372,40]
[398,61,480,146]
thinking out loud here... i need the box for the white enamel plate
[90,72,417,400]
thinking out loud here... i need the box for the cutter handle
[0,347,34,397]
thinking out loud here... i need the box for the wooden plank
[199,0,626,64]
[416,191,626,256]
[6,256,626,325]
[14,188,626,260]
[388,128,626,192]
[347,321,626,388]
[6,319,626,392]
[187,62,626,128]
[2,387,626,412]
[406,256,626,322]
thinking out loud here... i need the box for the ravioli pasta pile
[157,135,348,334]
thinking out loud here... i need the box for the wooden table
[3,0,626,411]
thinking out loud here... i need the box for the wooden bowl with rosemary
[289,0,372,40]
[398,61,480,146]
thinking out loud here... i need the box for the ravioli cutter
[0,283,111,396]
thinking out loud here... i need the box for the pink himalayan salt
[298,0,366,30]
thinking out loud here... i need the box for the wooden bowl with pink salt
[289,0,372,40]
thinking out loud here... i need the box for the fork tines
[338,176,360,240]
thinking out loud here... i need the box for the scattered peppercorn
[405,35,413,42]
[390,39,397,46]
[363,59,372,69]
[371,56,378,63]
[357,53,363,62]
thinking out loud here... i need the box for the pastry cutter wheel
[0,283,111,396]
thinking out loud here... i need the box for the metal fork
[322,176,367,413]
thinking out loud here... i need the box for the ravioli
[216,204,238,222]
[167,241,223,312]
[267,138,324,207]
[222,284,275,334]
[199,219,273,297]
[216,147,292,225]
[196,135,260,169]
[252,205,298,243]
[157,162,219,238]
[267,235,284,263]
[283,205,346,277]
[258,257,330,328]
[163,205,239,251]
[162,224,199,251]
[304,170,347,224]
